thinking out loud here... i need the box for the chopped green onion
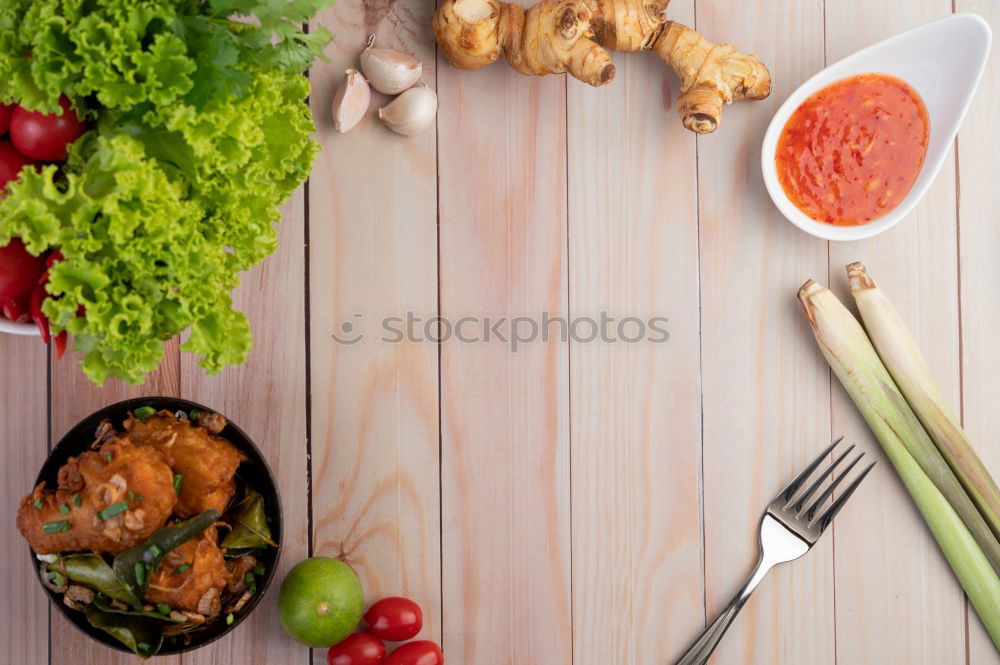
[173,474,184,493]
[128,491,135,501]
[147,545,162,560]
[72,494,82,507]
[226,613,234,625]
[248,582,257,595]
[43,520,71,534]
[252,565,265,576]
[48,571,66,587]
[136,495,143,502]
[174,563,191,575]
[137,642,150,652]
[97,501,129,521]
[244,572,255,583]
[157,603,171,616]
[33,499,42,510]
[189,408,201,422]
[134,562,146,587]
[103,453,111,462]
[58,504,70,514]
[134,406,156,420]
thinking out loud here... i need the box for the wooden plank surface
[436,29,573,665]
[0,334,48,665]
[180,192,308,663]
[307,0,443,657]
[565,0,703,662]
[696,1,835,663]
[824,4,967,664]
[956,0,1000,661]
[2,2,1000,664]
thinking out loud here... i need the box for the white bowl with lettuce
[0,0,333,382]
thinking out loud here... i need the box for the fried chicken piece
[17,438,176,555]
[124,411,247,518]
[144,526,231,615]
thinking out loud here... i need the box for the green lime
[277,557,364,648]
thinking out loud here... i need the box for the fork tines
[771,437,876,535]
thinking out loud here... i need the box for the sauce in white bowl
[761,13,991,241]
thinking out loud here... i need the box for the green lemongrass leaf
[848,262,1000,544]
[84,605,163,659]
[113,509,219,608]
[53,554,132,604]
[220,489,276,549]
[799,280,1000,649]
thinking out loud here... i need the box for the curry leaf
[220,489,276,550]
[84,605,163,659]
[93,596,185,623]
[113,509,219,608]
[53,553,132,604]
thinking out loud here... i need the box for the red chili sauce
[776,73,929,226]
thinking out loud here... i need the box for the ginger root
[432,0,771,133]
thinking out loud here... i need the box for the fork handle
[674,558,774,665]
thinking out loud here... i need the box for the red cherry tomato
[326,633,387,665]
[364,597,423,642]
[384,641,443,665]
[0,139,38,192]
[0,104,13,134]
[0,237,45,301]
[10,95,87,161]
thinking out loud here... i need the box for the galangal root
[432,0,771,133]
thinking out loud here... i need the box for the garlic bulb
[360,35,423,95]
[332,69,370,133]
[378,85,438,136]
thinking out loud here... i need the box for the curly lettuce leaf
[0,0,329,385]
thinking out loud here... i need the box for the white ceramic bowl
[761,13,992,241]
[0,316,39,336]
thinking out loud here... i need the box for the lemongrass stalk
[848,262,1000,543]
[799,279,1000,574]
[798,280,1000,648]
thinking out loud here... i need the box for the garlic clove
[361,37,423,95]
[332,69,371,133]
[378,85,438,136]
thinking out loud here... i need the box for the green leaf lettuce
[0,0,330,384]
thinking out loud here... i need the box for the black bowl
[29,396,283,656]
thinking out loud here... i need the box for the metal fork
[675,437,876,665]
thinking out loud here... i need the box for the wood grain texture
[4,2,1000,664]
[0,334,48,665]
[566,0,703,662]
[823,3,967,663]
[696,1,835,663]
[179,192,308,662]
[307,0,443,657]
[436,27,572,665]
[955,2,1000,662]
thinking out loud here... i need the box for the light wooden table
[3,1,999,663]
